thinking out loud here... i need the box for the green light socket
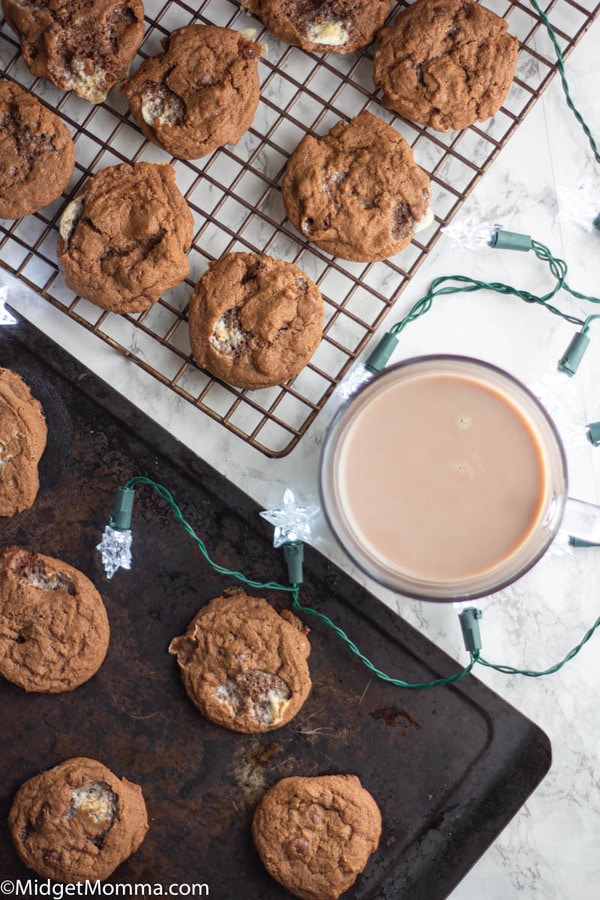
[558,330,591,376]
[568,536,600,547]
[593,213,600,233]
[489,230,533,252]
[365,332,399,373]
[587,421,600,446]
[459,607,483,653]
[283,540,304,586]
[109,486,135,530]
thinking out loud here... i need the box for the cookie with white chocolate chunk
[0,80,75,219]
[188,251,324,390]
[0,368,47,517]
[9,757,148,883]
[243,0,393,54]
[121,24,262,160]
[57,161,193,314]
[1,0,145,104]
[169,590,312,733]
[0,546,110,693]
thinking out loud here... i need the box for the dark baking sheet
[0,313,551,898]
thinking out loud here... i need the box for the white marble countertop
[3,2,600,897]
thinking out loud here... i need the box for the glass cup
[320,356,569,602]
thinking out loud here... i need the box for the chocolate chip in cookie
[188,251,324,390]
[57,161,194,314]
[282,109,432,262]
[0,80,75,219]
[121,24,263,160]
[0,546,110,693]
[373,0,519,132]
[252,774,382,899]
[9,757,148,883]
[2,0,145,103]
[169,590,312,733]
[0,368,47,517]
[243,0,393,54]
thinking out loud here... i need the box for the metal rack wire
[1,0,599,456]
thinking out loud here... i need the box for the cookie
[169,590,312,733]
[0,368,47,517]
[0,546,110,693]
[243,0,392,54]
[0,80,75,219]
[252,774,382,899]
[282,109,431,262]
[9,757,148,883]
[2,0,145,104]
[57,161,194,314]
[121,24,262,160]
[188,252,324,390]
[373,0,519,132]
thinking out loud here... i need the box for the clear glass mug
[320,356,575,602]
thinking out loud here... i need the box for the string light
[364,229,600,376]
[97,479,600,691]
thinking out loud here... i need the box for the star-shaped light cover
[260,488,319,548]
[0,287,17,326]
[336,362,374,400]
[441,217,500,251]
[556,182,600,232]
[96,525,133,578]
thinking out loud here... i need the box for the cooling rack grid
[1,0,598,456]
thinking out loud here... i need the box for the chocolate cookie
[0,368,47,517]
[169,590,312,733]
[0,80,75,219]
[57,161,194,313]
[2,0,145,104]
[282,109,431,261]
[0,546,110,693]
[252,774,382,899]
[188,252,324,390]
[243,0,392,54]
[121,24,262,160]
[9,757,148,882]
[373,0,519,132]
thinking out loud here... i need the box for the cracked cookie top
[168,590,312,733]
[121,24,262,160]
[1,0,145,103]
[188,251,324,390]
[0,368,47,517]
[9,757,148,883]
[56,161,194,313]
[252,774,382,899]
[0,545,110,692]
[242,0,393,54]
[373,0,519,132]
[282,109,432,262]
[0,80,75,219]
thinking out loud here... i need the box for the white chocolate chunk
[306,20,349,47]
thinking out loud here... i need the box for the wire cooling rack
[1,0,599,456]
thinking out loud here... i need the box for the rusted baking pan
[0,313,551,898]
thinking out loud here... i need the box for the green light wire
[528,0,600,166]
[474,614,600,677]
[122,476,475,690]
[389,239,600,338]
[124,476,298,597]
[289,594,478,689]
[116,479,600,690]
